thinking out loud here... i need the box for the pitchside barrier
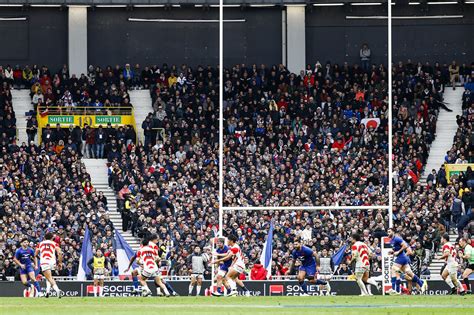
[0,280,469,297]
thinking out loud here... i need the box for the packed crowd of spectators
[109,64,219,276]
[223,62,389,207]
[0,141,117,279]
[222,61,473,279]
[0,79,17,144]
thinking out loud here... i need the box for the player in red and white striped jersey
[136,237,170,297]
[34,232,63,298]
[350,233,380,296]
[211,234,250,297]
[440,233,465,295]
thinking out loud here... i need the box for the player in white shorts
[211,235,250,297]
[440,233,465,295]
[34,232,63,298]
[136,238,170,297]
[350,233,380,295]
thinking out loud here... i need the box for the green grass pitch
[1,296,473,315]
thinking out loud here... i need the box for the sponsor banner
[381,236,393,294]
[39,115,133,129]
[444,164,474,183]
[0,280,466,297]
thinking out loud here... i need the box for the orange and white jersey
[442,242,457,265]
[137,245,159,271]
[229,243,245,268]
[37,240,58,264]
[351,241,370,267]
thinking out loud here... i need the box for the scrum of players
[12,229,474,297]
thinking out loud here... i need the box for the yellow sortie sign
[444,163,474,183]
[38,115,135,128]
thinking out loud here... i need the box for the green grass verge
[1,295,473,315]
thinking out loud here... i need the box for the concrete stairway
[82,158,140,251]
[129,89,153,142]
[421,88,464,183]
[11,89,32,145]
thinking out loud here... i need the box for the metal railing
[37,105,134,117]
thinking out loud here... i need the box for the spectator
[250,260,267,280]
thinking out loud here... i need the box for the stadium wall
[0,280,466,297]
[223,8,283,67]
[88,8,219,67]
[0,8,68,68]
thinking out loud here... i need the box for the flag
[408,169,419,184]
[77,227,93,280]
[331,244,347,271]
[360,118,380,129]
[115,230,137,275]
[259,222,274,279]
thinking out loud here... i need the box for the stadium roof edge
[0,0,390,6]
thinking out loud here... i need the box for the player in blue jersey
[13,238,42,297]
[286,239,331,296]
[387,228,427,295]
[212,238,232,296]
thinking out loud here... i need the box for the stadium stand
[0,142,116,278]
[223,62,389,207]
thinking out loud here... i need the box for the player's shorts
[191,273,204,280]
[299,264,317,277]
[20,265,35,275]
[394,254,411,266]
[217,268,228,277]
[355,264,370,276]
[141,267,159,278]
[133,266,143,275]
[40,261,56,272]
[445,263,458,275]
[230,264,245,274]
[467,264,474,270]
[94,268,106,280]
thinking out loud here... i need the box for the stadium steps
[82,158,140,251]
[427,231,459,278]
[11,89,32,145]
[129,89,153,142]
[420,88,464,183]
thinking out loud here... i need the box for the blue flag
[331,244,347,271]
[259,222,274,279]
[115,230,137,275]
[77,226,93,280]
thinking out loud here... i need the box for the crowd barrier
[0,280,464,297]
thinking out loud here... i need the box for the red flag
[415,159,423,171]
[408,170,419,184]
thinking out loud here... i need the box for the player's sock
[99,286,104,297]
[445,277,455,288]
[188,284,194,295]
[366,284,372,295]
[391,277,397,290]
[395,279,401,293]
[93,285,97,297]
[356,278,368,295]
[46,281,51,294]
[315,279,327,285]
[132,276,139,290]
[299,281,308,294]
[24,282,31,288]
[463,278,471,292]
[228,279,237,291]
[412,275,424,287]
[366,278,378,288]
[165,282,175,294]
[33,281,41,293]
[52,284,61,297]
[162,285,170,296]
[453,277,464,291]
[196,285,202,296]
